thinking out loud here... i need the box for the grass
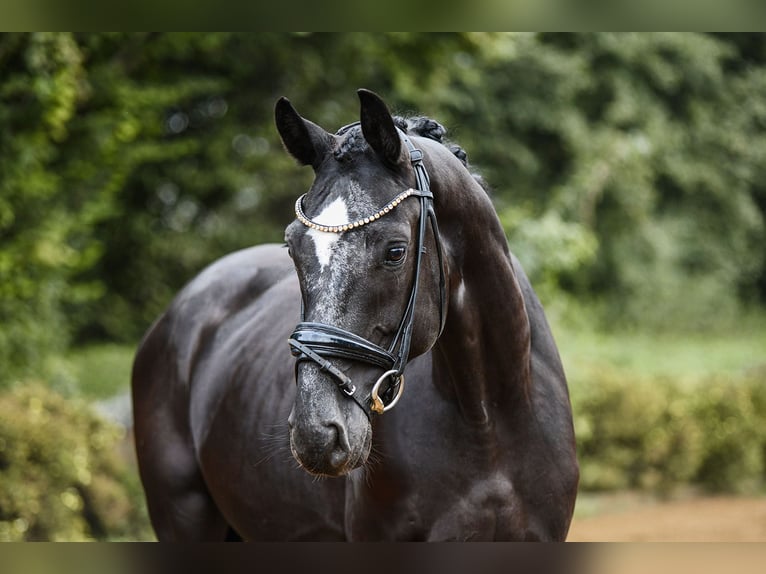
[554,321,766,388]
[66,343,136,400]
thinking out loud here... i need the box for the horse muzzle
[287,402,371,477]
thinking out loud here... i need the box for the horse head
[276,90,446,477]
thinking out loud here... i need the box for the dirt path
[567,495,766,541]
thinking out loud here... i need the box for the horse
[131,89,579,541]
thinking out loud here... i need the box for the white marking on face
[306,197,349,272]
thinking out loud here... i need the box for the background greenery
[1,32,765,540]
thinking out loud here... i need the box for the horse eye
[385,246,406,264]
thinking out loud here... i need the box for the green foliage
[572,366,766,495]
[441,33,766,331]
[0,34,90,385]
[0,384,151,541]
[574,369,703,492]
[499,205,598,305]
[691,373,766,493]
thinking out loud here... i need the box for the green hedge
[0,384,152,541]
[572,367,766,495]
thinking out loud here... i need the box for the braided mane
[333,115,488,192]
[394,116,488,192]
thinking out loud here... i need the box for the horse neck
[429,152,532,426]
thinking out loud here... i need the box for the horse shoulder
[132,243,294,452]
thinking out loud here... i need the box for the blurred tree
[0,33,92,384]
[429,33,766,329]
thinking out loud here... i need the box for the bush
[573,368,704,493]
[691,371,766,493]
[0,384,152,541]
[572,367,766,495]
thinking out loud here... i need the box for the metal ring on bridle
[370,370,405,414]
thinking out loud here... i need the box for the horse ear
[358,89,402,165]
[275,97,331,168]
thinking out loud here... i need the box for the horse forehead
[300,181,371,270]
[312,177,374,214]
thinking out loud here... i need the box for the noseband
[288,125,445,419]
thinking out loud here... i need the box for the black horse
[131,90,578,541]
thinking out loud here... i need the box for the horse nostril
[326,422,351,469]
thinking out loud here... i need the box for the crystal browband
[294,189,418,233]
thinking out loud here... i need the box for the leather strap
[289,322,396,370]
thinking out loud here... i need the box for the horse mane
[394,116,490,193]
[333,115,489,193]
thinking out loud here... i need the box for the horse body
[132,91,578,541]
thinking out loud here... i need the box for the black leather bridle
[288,124,445,419]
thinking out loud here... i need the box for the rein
[287,125,445,418]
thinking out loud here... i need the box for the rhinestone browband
[294,189,417,233]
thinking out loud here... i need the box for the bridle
[287,124,445,419]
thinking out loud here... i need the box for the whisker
[356,442,385,488]
[249,423,294,468]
